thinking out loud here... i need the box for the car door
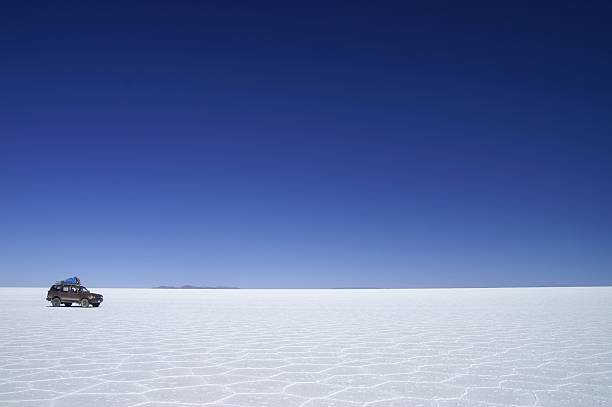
[61,285,78,303]
[77,286,90,302]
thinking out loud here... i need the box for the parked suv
[47,284,103,307]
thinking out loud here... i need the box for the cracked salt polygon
[141,375,205,389]
[0,389,58,401]
[0,401,54,407]
[79,381,150,394]
[366,398,436,407]
[331,387,395,403]
[324,374,388,387]
[499,379,557,391]
[222,392,306,406]
[145,385,231,403]
[375,381,465,399]
[559,383,611,399]
[301,399,362,407]
[535,390,611,407]
[465,387,536,405]
[55,393,146,407]
[437,400,496,407]
[284,382,342,397]
[227,379,288,393]
[30,377,102,391]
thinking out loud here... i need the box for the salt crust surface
[0,287,611,406]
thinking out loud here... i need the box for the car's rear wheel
[80,299,89,308]
[64,303,72,307]
[51,297,61,307]
[92,303,100,308]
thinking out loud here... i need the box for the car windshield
[80,287,89,293]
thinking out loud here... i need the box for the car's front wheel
[51,297,61,307]
[80,299,89,308]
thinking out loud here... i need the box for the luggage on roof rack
[59,276,81,285]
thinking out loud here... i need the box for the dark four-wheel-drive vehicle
[47,283,103,308]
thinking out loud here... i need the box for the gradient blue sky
[1,1,611,287]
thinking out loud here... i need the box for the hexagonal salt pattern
[0,287,611,406]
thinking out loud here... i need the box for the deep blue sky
[1,1,611,287]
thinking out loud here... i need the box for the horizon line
[2,284,612,289]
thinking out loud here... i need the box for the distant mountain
[153,285,239,289]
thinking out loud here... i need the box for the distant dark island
[153,285,239,289]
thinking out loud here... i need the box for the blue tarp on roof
[62,276,81,285]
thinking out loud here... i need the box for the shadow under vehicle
[46,283,103,308]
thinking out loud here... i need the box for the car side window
[62,286,69,292]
